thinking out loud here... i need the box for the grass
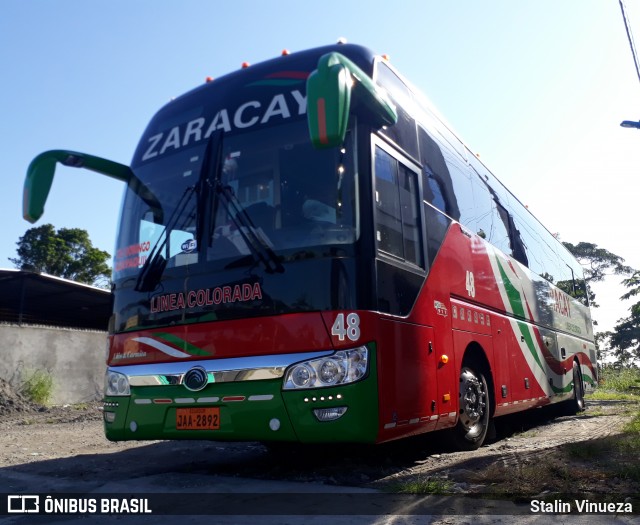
[566,441,608,460]
[596,365,640,392]
[588,390,639,402]
[623,411,640,433]
[383,368,640,500]
[568,369,640,487]
[389,477,454,495]
[19,369,54,406]
[589,366,640,401]
[467,368,640,499]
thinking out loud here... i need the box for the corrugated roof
[0,269,111,330]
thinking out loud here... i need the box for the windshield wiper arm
[134,184,197,292]
[215,181,284,274]
[203,130,284,274]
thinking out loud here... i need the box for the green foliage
[617,413,640,480]
[608,270,640,364]
[19,369,54,406]
[563,242,633,284]
[589,390,639,401]
[564,241,639,363]
[389,477,453,494]
[9,223,111,287]
[566,408,640,481]
[623,411,640,434]
[620,271,640,302]
[597,366,640,393]
[563,241,633,309]
[567,441,606,460]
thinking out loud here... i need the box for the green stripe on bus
[152,332,211,357]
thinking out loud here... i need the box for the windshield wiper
[203,131,284,274]
[134,184,197,292]
[215,181,284,274]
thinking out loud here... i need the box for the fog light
[313,406,347,422]
[104,411,116,423]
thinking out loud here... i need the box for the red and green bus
[23,42,596,450]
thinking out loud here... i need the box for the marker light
[205,77,214,83]
[282,49,290,56]
[242,62,250,69]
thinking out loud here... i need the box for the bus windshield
[113,120,357,282]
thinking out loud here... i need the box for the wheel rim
[459,367,487,437]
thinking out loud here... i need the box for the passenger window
[491,201,513,257]
[374,146,423,267]
[375,63,419,159]
[374,148,403,257]
[443,151,474,226]
[398,163,422,266]
[425,169,446,211]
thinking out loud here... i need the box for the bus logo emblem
[434,301,448,317]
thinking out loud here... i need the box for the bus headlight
[105,370,130,396]
[283,346,368,390]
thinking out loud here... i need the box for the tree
[562,241,633,308]
[563,241,640,365]
[9,224,111,287]
[609,270,640,365]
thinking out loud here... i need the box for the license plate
[176,407,220,430]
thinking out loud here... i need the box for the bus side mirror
[23,150,162,224]
[306,52,398,149]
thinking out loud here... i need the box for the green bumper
[104,350,379,444]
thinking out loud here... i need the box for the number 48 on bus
[331,313,361,342]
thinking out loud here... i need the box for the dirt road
[0,398,636,491]
[0,390,638,523]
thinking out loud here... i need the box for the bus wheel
[453,364,490,451]
[560,361,585,416]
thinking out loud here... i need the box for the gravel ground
[1,378,638,505]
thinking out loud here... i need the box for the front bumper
[103,346,379,443]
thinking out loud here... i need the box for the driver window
[374,145,423,268]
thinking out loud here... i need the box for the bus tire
[452,362,491,451]
[560,361,585,416]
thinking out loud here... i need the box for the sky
[2,0,640,334]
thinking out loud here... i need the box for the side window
[470,175,494,240]
[418,127,459,220]
[374,146,423,267]
[375,62,419,159]
[374,148,403,257]
[423,177,451,266]
[444,151,474,227]
[492,201,514,257]
[468,163,512,255]
[424,168,446,211]
[398,164,422,266]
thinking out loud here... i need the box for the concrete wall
[0,324,106,405]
